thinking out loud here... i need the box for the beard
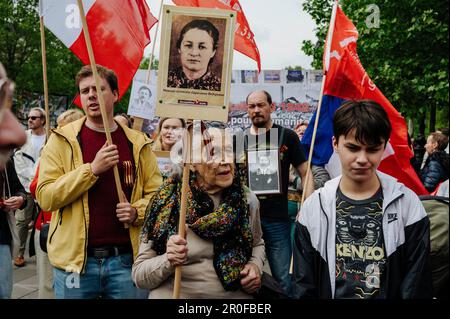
[251,117,268,128]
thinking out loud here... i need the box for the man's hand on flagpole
[116,191,137,225]
[91,142,119,176]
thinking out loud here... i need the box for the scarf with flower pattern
[141,171,253,291]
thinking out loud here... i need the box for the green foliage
[285,65,304,71]
[301,0,449,135]
[140,56,159,70]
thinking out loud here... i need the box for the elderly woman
[132,127,265,298]
[167,19,221,91]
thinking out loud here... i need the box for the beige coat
[132,191,265,299]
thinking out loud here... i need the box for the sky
[144,0,317,70]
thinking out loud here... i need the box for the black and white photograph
[127,80,156,120]
[156,5,235,122]
[167,16,224,91]
[247,149,281,195]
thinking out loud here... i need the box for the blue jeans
[53,253,146,299]
[0,244,13,299]
[261,218,293,298]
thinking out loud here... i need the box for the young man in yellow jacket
[36,65,162,299]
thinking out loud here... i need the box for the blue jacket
[420,151,449,192]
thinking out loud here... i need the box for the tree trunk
[419,113,426,136]
[429,103,436,133]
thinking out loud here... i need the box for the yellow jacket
[36,117,162,273]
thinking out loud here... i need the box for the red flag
[323,5,428,195]
[172,0,261,71]
[40,0,157,106]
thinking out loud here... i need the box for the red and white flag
[322,4,428,195]
[172,0,261,72]
[39,0,157,105]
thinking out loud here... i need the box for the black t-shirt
[244,124,307,221]
[0,210,11,245]
[334,187,386,299]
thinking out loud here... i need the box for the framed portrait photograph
[154,150,174,179]
[247,149,281,195]
[127,80,156,120]
[156,5,236,123]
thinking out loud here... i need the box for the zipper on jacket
[318,193,331,297]
[49,208,63,244]
[318,193,329,265]
[379,193,404,297]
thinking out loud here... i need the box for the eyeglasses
[28,116,42,121]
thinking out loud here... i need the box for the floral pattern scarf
[141,170,253,291]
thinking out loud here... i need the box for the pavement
[12,235,39,299]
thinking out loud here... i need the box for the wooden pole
[146,0,164,85]
[172,122,192,299]
[292,0,338,274]
[300,0,338,208]
[132,0,164,132]
[39,16,50,139]
[76,0,128,227]
[300,78,326,207]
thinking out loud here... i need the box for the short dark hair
[138,86,151,96]
[246,90,273,105]
[333,100,391,146]
[75,64,119,95]
[176,19,219,51]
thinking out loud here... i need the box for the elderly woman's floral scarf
[141,170,253,291]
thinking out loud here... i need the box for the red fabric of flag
[42,0,157,107]
[172,0,261,71]
[323,6,428,195]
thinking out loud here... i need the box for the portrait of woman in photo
[167,19,222,91]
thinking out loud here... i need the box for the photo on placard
[156,5,235,122]
[154,151,173,180]
[263,70,281,83]
[241,70,259,83]
[127,80,156,120]
[247,148,281,195]
[286,70,304,83]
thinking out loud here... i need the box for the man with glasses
[0,61,27,298]
[12,107,47,267]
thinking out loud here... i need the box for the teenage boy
[293,100,432,299]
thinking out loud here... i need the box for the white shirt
[30,133,46,161]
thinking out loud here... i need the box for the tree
[285,65,304,71]
[301,0,449,135]
[1,0,82,116]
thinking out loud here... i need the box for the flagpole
[300,0,339,208]
[76,0,128,228]
[132,0,164,132]
[173,121,192,299]
[146,0,164,84]
[39,15,50,140]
